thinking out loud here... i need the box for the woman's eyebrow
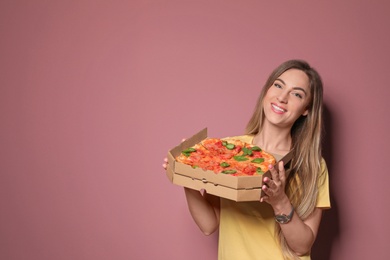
[275,78,285,85]
[276,78,307,95]
[292,87,307,95]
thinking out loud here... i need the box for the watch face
[275,206,294,224]
[275,214,290,224]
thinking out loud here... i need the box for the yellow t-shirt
[218,135,331,260]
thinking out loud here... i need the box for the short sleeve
[316,158,331,209]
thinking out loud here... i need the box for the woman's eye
[292,93,303,99]
[274,83,282,88]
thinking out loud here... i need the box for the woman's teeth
[272,104,286,112]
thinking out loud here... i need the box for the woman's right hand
[162,158,168,170]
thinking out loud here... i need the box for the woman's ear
[302,108,309,116]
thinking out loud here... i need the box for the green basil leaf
[256,167,263,174]
[182,147,196,157]
[220,162,230,168]
[251,146,262,151]
[183,148,196,153]
[221,169,237,174]
[251,158,264,164]
[182,152,191,157]
[242,147,253,156]
[226,143,235,150]
[233,155,249,161]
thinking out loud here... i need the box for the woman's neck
[252,124,292,155]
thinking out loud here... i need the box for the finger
[260,195,268,203]
[162,157,169,170]
[261,184,273,197]
[263,177,276,189]
[269,164,280,183]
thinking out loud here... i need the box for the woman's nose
[277,91,288,103]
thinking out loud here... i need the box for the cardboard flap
[168,128,207,158]
[166,128,207,182]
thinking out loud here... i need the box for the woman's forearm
[184,188,220,235]
[276,203,322,256]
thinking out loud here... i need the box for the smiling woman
[164,60,330,260]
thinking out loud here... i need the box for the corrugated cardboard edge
[175,163,263,189]
[172,173,263,201]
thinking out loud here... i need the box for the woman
[164,60,330,259]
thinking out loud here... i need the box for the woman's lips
[271,103,286,114]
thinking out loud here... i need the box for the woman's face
[262,68,311,129]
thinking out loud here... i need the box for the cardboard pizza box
[166,128,293,202]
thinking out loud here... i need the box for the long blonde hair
[246,60,324,259]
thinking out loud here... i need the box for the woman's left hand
[260,161,289,206]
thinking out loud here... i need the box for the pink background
[1,1,389,259]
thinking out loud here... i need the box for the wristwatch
[275,206,294,224]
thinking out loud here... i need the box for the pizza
[176,138,276,176]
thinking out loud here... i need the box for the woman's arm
[283,207,322,256]
[271,197,322,256]
[261,162,322,256]
[163,158,220,236]
[184,188,220,236]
